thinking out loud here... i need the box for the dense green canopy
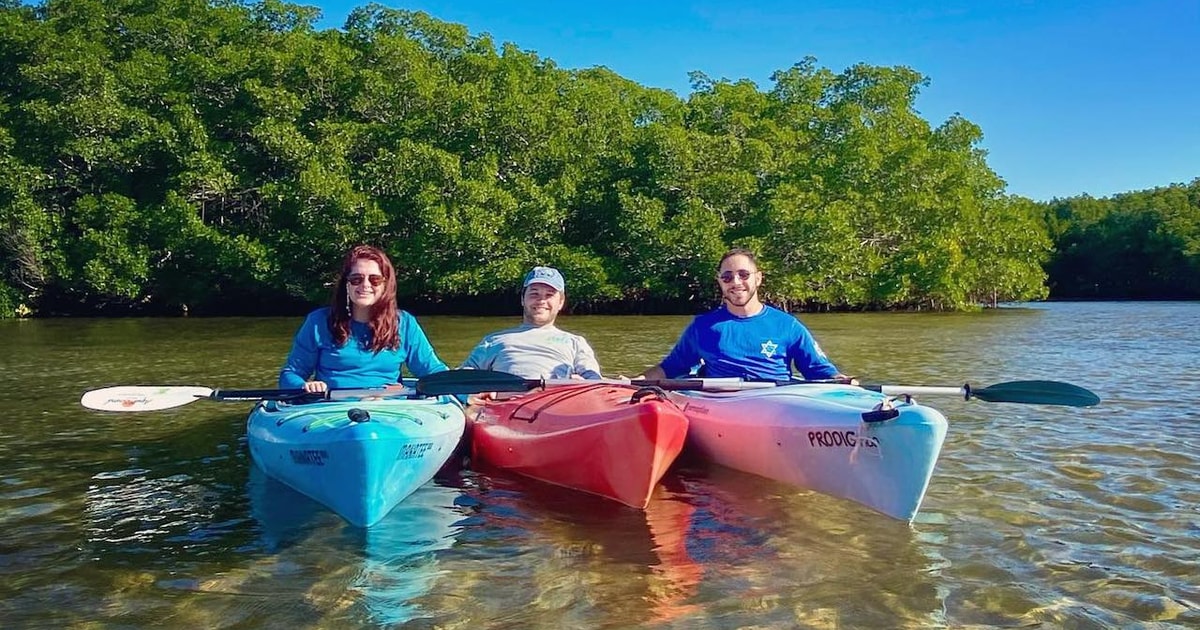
[1,0,1182,318]
[1041,180,1200,300]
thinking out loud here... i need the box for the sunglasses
[347,274,385,287]
[718,269,755,283]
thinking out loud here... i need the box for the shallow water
[1,302,1197,628]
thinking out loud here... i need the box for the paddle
[413,369,778,396]
[80,371,764,412]
[416,369,1100,405]
[419,370,1101,406]
[80,384,413,412]
[82,373,1099,412]
[869,380,1100,407]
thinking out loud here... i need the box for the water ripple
[2,306,1199,628]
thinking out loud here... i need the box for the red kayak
[470,383,689,508]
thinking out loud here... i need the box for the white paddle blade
[80,386,214,412]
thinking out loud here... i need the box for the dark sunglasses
[718,269,754,283]
[347,274,385,287]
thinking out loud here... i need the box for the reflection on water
[78,462,472,627]
[1,302,1199,627]
[85,470,229,546]
[665,465,946,628]
[245,469,470,626]
[444,466,711,627]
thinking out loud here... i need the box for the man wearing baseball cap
[460,266,602,380]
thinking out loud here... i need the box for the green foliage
[0,0,1125,317]
[1043,180,1200,299]
[0,120,57,317]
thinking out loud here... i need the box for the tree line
[1039,180,1200,300]
[0,0,1194,318]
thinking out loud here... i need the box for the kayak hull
[471,384,688,508]
[673,384,947,521]
[247,396,465,527]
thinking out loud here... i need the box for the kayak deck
[672,383,948,521]
[247,396,465,527]
[471,384,689,508]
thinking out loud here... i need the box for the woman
[279,245,448,392]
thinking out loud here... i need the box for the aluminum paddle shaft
[875,380,1100,407]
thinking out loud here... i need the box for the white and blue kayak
[670,384,948,521]
[246,396,465,528]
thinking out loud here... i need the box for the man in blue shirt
[636,248,853,383]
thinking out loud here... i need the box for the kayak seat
[509,383,620,423]
[630,386,669,404]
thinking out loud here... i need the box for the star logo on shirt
[761,340,779,358]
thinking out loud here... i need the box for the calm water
[1,302,1198,628]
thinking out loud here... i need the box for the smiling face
[717,253,763,314]
[346,258,385,321]
[522,282,564,327]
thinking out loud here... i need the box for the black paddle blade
[970,380,1100,407]
[416,369,536,396]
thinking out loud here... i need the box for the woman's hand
[303,380,329,393]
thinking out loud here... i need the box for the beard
[723,286,757,307]
[524,303,557,325]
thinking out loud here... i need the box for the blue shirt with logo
[659,305,840,381]
[278,307,448,388]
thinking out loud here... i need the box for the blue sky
[307,0,1198,201]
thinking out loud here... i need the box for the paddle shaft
[875,385,967,398]
[546,378,778,391]
[82,371,1098,411]
[211,386,413,401]
[416,373,780,395]
[872,380,1099,406]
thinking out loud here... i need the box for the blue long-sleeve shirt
[660,305,840,381]
[279,307,448,388]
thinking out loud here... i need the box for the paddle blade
[81,386,214,412]
[416,369,536,396]
[970,380,1100,407]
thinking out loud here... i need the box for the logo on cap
[523,266,565,292]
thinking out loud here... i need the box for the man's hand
[468,392,496,404]
[833,374,860,386]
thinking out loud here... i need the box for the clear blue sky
[307,0,1198,201]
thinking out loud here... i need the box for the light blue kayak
[246,395,465,527]
[671,384,948,521]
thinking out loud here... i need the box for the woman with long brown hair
[279,245,448,391]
